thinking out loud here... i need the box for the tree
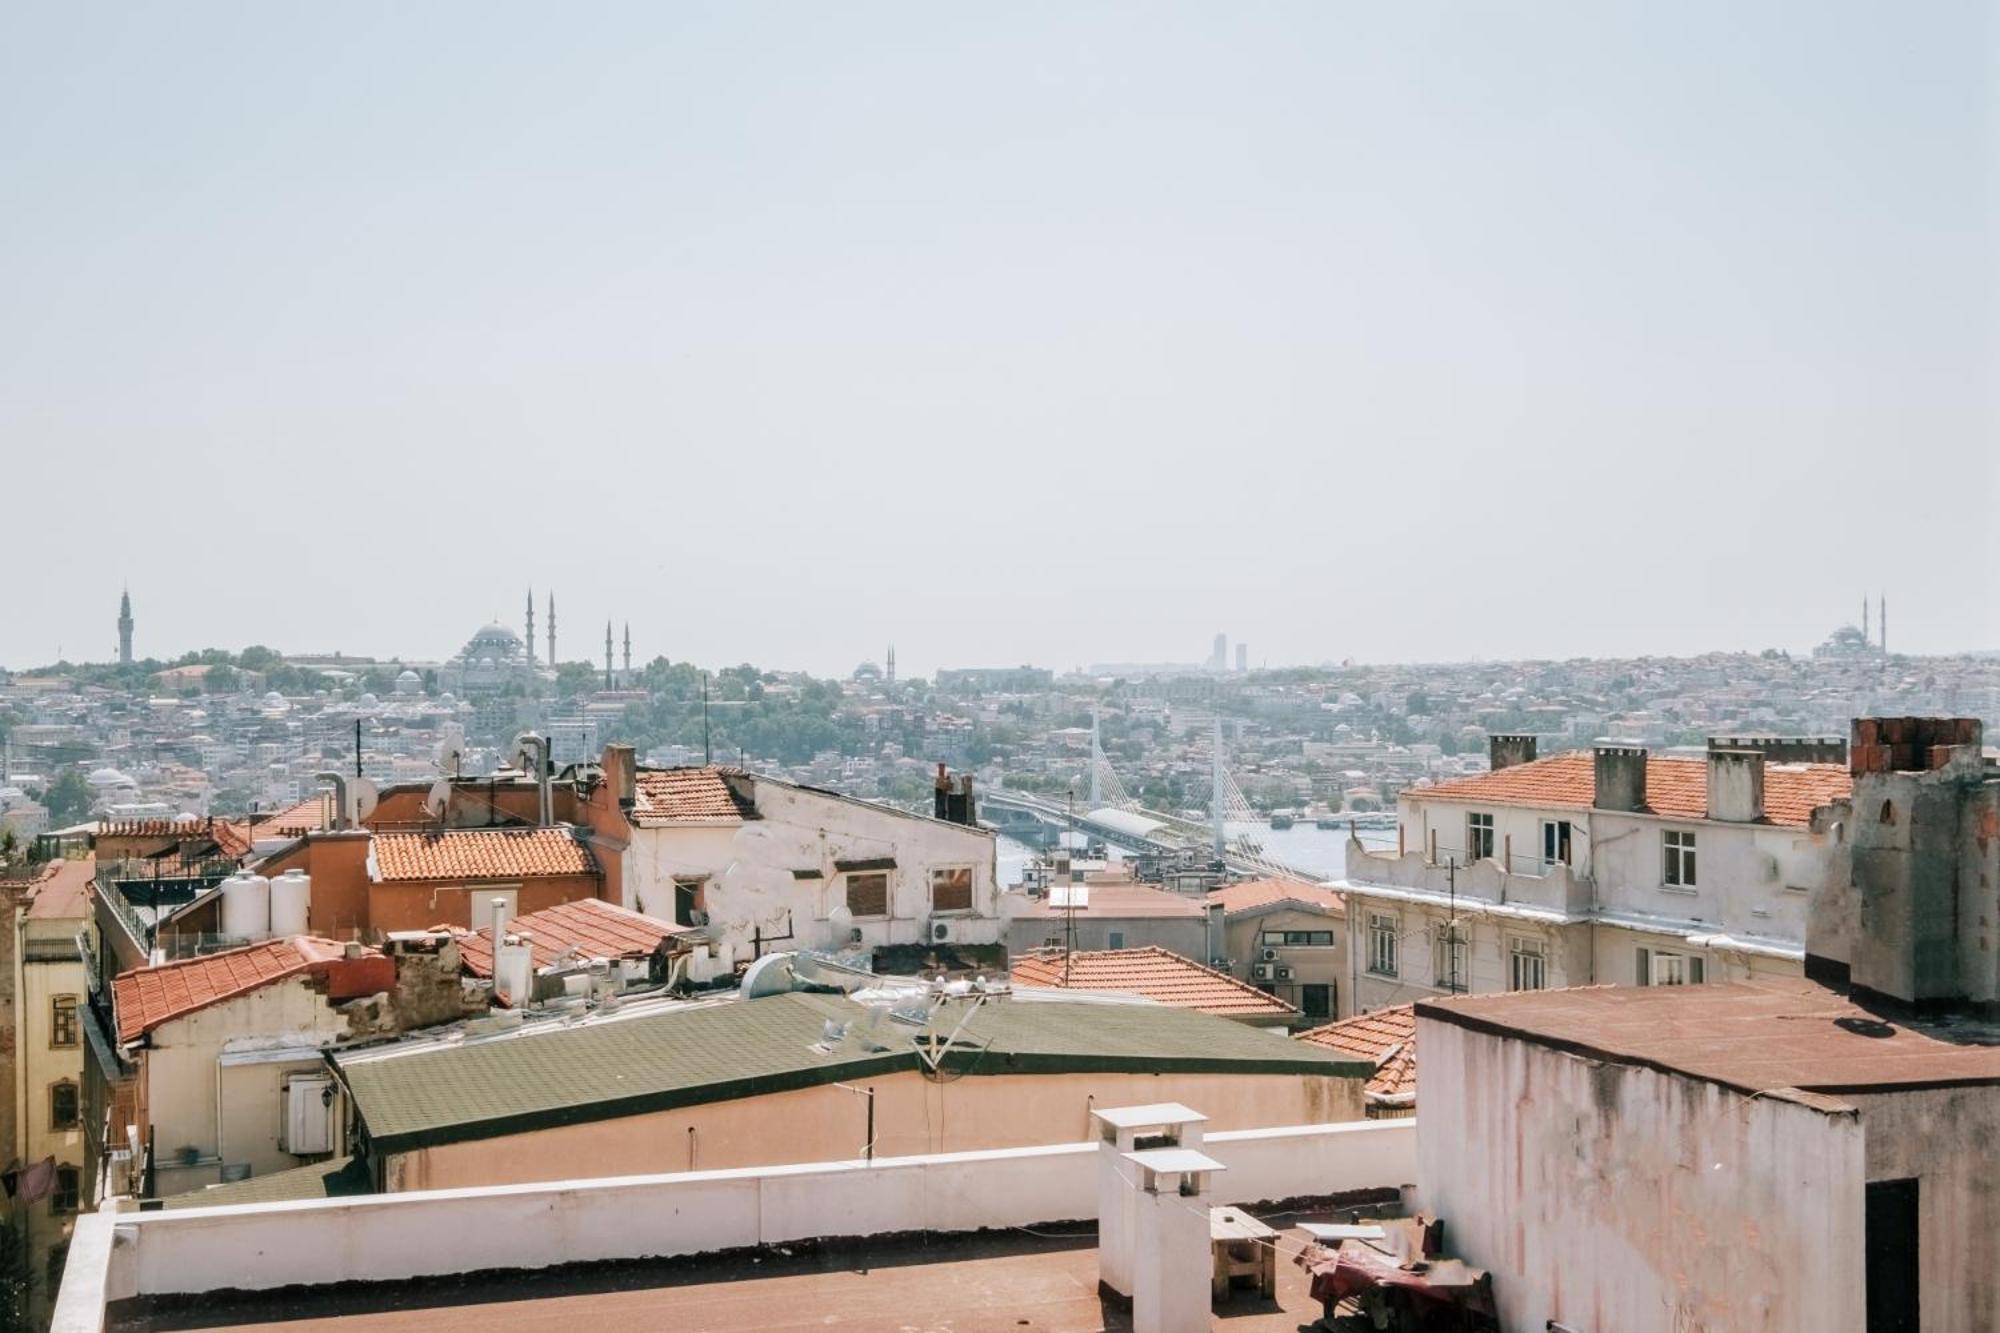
[41,769,93,826]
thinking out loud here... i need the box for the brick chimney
[1708,735,1846,765]
[603,743,636,808]
[1488,734,1538,772]
[1592,743,1648,813]
[1705,749,1765,823]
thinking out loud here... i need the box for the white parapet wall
[57,1119,1413,1328]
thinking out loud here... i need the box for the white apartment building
[1334,735,1852,1012]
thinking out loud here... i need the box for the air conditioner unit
[1251,963,1275,981]
[1261,948,1280,963]
[1274,965,1295,981]
[849,927,864,944]
[930,920,951,943]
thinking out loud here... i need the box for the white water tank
[270,870,311,937]
[221,873,271,942]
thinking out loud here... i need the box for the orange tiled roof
[1011,946,1297,1019]
[1207,878,1346,919]
[215,795,334,859]
[631,768,757,825]
[370,828,598,883]
[113,937,348,1042]
[1406,752,1850,829]
[24,855,95,920]
[456,898,687,977]
[1296,1005,1416,1101]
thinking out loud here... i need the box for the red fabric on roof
[1296,1005,1416,1101]
[24,855,95,920]
[1011,946,1297,1018]
[1207,878,1346,919]
[112,937,350,1042]
[1407,752,1850,829]
[370,828,597,882]
[456,898,686,977]
[630,768,756,825]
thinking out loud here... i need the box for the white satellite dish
[423,779,451,821]
[739,952,799,1000]
[349,777,379,824]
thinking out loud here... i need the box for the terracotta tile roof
[631,767,757,825]
[112,936,348,1042]
[24,855,95,920]
[1008,882,1207,919]
[370,828,598,883]
[215,796,334,859]
[1406,752,1851,829]
[1207,877,1346,919]
[456,898,686,977]
[1011,946,1298,1019]
[1296,1005,1416,1102]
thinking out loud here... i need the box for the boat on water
[1314,815,1341,830]
[1267,809,1296,829]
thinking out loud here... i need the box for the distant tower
[1235,643,1247,674]
[1862,596,1869,642]
[1211,633,1227,672]
[886,644,896,686]
[605,621,614,690]
[546,592,556,666]
[623,623,632,676]
[1880,593,1888,656]
[525,588,536,667]
[117,587,133,665]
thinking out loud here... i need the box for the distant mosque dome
[852,661,883,681]
[88,767,135,789]
[261,691,290,712]
[394,669,423,695]
[172,811,200,825]
[357,692,380,709]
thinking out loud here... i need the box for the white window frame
[1467,812,1495,862]
[1540,819,1572,870]
[1638,946,1705,986]
[1663,830,1697,889]
[1366,913,1399,978]
[1508,936,1547,991]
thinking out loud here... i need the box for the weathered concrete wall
[1848,1085,2000,1333]
[1417,1015,1865,1333]
[389,1066,1363,1191]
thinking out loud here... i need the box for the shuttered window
[929,866,973,913]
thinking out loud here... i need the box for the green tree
[41,768,93,825]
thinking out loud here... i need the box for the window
[52,1165,79,1215]
[49,1081,79,1132]
[1540,819,1572,869]
[1467,813,1495,861]
[50,996,78,1049]
[1663,830,1697,888]
[1107,930,1125,950]
[1301,984,1333,1020]
[1260,930,1336,948]
[929,866,973,913]
[1367,913,1399,977]
[672,877,707,927]
[1637,947,1705,986]
[1509,937,1546,991]
[1433,925,1468,992]
[845,871,889,917]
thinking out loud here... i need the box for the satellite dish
[349,777,379,824]
[739,952,798,1000]
[423,779,451,821]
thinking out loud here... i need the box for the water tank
[221,873,271,942]
[270,870,311,937]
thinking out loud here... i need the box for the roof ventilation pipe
[513,733,552,827]
[314,771,350,831]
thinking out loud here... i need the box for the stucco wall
[1004,911,1207,960]
[1417,1015,1865,1333]
[389,1067,1362,1192]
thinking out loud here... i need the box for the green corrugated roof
[334,992,1367,1154]
[155,1155,371,1210]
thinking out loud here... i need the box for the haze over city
[4,1,1994,674]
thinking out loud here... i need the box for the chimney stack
[604,743,637,808]
[1488,734,1538,772]
[1705,748,1766,823]
[1708,735,1846,765]
[1592,743,1649,812]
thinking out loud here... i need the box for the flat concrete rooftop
[1419,979,2000,1096]
[110,1213,1361,1332]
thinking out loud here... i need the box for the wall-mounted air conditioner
[930,920,951,943]
[1261,948,1280,963]
[1251,963,1275,981]
[1274,965,1295,981]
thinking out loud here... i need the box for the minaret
[1880,593,1888,656]
[525,588,536,666]
[886,644,896,686]
[623,623,632,677]
[605,621,614,691]
[1861,596,1869,642]
[117,587,133,665]
[546,592,556,666]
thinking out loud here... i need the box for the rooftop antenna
[702,671,712,764]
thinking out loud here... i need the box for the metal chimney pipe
[314,771,350,831]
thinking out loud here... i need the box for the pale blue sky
[2,2,1992,673]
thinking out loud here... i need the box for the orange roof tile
[631,768,757,825]
[1207,878,1346,919]
[1011,946,1297,1019]
[456,898,687,977]
[24,855,95,920]
[370,828,598,883]
[1406,752,1850,829]
[1296,1005,1416,1102]
[112,937,348,1042]
[214,796,334,859]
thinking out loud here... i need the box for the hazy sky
[3,3,1994,675]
